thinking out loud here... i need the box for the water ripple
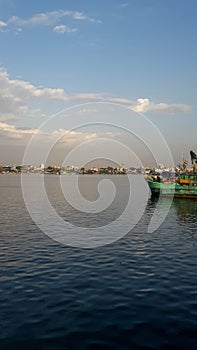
[0,176,197,349]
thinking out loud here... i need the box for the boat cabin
[179,173,197,185]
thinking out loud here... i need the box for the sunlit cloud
[0,68,192,123]
[130,98,192,114]
[0,122,41,139]
[0,122,114,148]
[109,97,192,114]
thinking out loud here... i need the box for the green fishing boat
[147,150,197,199]
[147,174,197,198]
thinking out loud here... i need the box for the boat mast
[190,150,197,173]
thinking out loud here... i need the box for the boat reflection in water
[148,195,197,227]
[173,198,197,223]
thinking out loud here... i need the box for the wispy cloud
[8,11,68,27]
[0,122,40,139]
[0,68,103,120]
[72,11,88,20]
[119,3,129,8]
[0,19,7,32]
[70,11,102,23]
[53,24,78,34]
[2,9,102,34]
[0,121,101,146]
[130,98,192,114]
[109,97,191,114]
[0,68,192,122]
[0,20,7,27]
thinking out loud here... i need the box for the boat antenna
[182,152,184,163]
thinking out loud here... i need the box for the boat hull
[147,179,197,199]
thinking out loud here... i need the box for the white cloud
[0,122,40,139]
[0,20,7,32]
[8,11,68,27]
[0,121,98,145]
[109,97,133,104]
[72,11,102,23]
[131,98,150,112]
[53,25,78,34]
[0,68,105,120]
[4,9,102,33]
[109,97,191,114]
[0,68,192,122]
[130,98,192,114]
[72,11,87,20]
[51,129,97,146]
[0,68,108,123]
[0,20,7,27]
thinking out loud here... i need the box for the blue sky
[0,0,197,165]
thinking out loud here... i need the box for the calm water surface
[0,175,197,350]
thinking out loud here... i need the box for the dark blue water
[1,175,197,349]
